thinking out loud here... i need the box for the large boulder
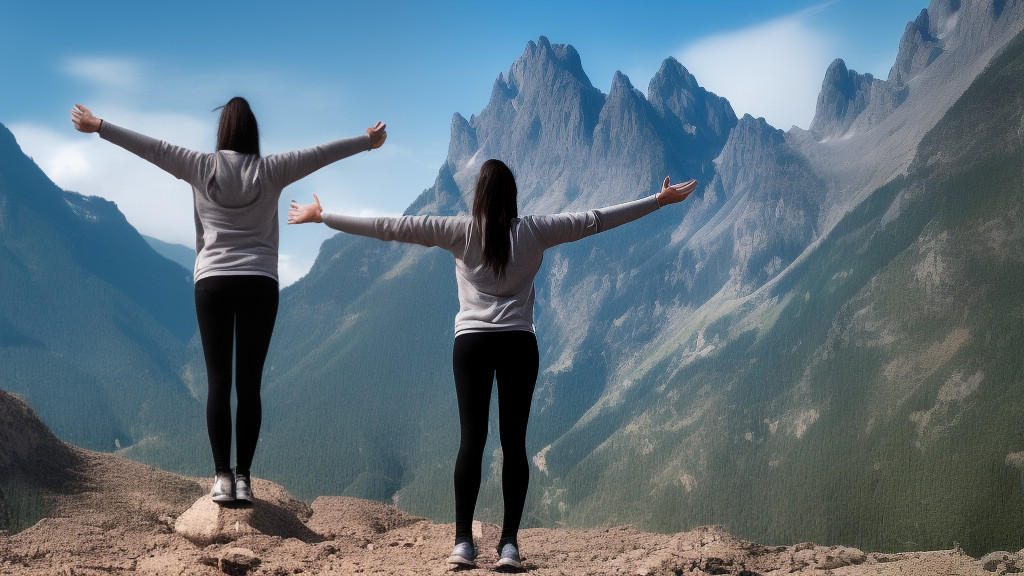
[174,478,321,546]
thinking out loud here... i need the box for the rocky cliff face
[808,0,1024,145]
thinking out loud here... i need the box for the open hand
[71,104,102,133]
[367,122,387,149]
[288,194,323,225]
[657,176,698,206]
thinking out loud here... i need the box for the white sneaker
[495,542,522,571]
[211,472,235,503]
[447,541,477,567]
[234,473,254,502]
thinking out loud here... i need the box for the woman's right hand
[657,177,698,206]
[288,194,323,225]
[71,104,103,133]
[367,122,387,149]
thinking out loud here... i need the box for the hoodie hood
[207,151,263,208]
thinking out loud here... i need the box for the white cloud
[10,107,210,247]
[64,57,143,93]
[11,53,439,286]
[277,253,315,288]
[677,6,835,130]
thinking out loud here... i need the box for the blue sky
[0,0,928,285]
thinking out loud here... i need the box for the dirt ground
[0,390,1019,575]
[1,452,1016,575]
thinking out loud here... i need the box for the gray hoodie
[99,122,371,282]
[321,194,660,334]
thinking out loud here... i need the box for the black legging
[452,330,539,546]
[194,275,279,476]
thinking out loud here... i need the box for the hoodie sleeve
[530,195,661,248]
[321,212,466,252]
[262,135,372,189]
[99,122,210,187]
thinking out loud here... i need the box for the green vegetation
[0,481,49,534]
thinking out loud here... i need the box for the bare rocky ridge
[1,389,1018,575]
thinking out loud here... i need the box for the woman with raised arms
[72,98,386,504]
[289,158,696,570]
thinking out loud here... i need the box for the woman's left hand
[288,194,323,225]
[367,122,387,149]
[71,104,102,133]
[657,177,698,206]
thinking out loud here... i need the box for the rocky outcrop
[173,478,322,546]
[808,59,880,138]
[648,56,737,169]
[0,390,78,478]
[693,114,823,291]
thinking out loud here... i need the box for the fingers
[663,176,670,188]
[312,193,320,206]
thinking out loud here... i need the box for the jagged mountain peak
[610,69,632,88]
[808,58,877,137]
[420,37,743,218]
[808,0,1023,141]
[649,57,698,92]
[503,35,595,99]
[648,56,737,147]
[445,111,478,174]
[735,113,786,142]
[607,70,646,103]
[889,7,944,85]
[515,35,594,89]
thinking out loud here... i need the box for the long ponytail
[472,159,518,276]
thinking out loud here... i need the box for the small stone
[219,547,260,575]
[980,551,1015,572]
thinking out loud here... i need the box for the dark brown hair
[215,97,260,156]
[472,159,518,276]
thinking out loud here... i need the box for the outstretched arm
[72,104,209,185]
[288,194,462,250]
[264,122,387,188]
[534,177,697,247]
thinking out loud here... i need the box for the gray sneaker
[211,472,235,503]
[234,473,254,502]
[495,542,522,571]
[447,541,477,567]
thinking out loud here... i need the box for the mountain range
[0,0,1021,558]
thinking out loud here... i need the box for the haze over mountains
[0,0,1021,559]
